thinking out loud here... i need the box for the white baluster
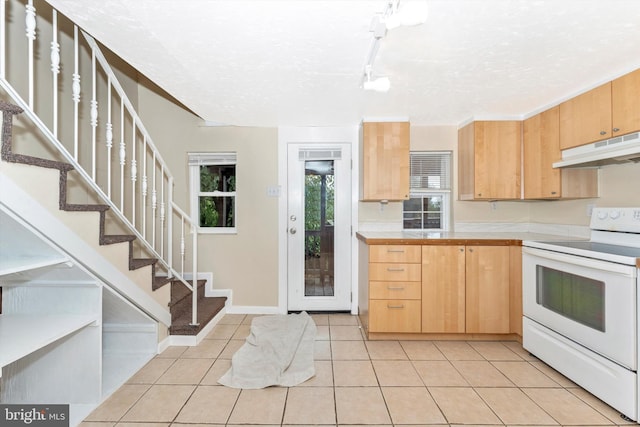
[142,137,148,239]
[1,0,6,78]
[106,80,113,198]
[91,51,98,181]
[51,10,60,138]
[180,218,185,277]
[160,167,165,258]
[131,157,137,227]
[72,25,81,160]
[119,103,125,211]
[152,152,157,250]
[25,1,36,109]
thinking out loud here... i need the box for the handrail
[0,0,200,326]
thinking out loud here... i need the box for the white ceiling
[45,0,640,127]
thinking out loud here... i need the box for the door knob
[289,227,297,234]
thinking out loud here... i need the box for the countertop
[356,230,580,246]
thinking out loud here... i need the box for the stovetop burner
[524,207,640,266]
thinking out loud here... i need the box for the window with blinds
[188,152,237,233]
[403,151,452,231]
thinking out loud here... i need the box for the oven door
[523,246,637,369]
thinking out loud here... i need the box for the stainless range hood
[553,132,640,168]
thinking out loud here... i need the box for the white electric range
[523,207,640,421]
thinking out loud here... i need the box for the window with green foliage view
[188,152,237,234]
[199,164,236,228]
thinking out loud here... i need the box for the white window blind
[409,151,451,190]
[188,152,237,166]
[298,148,342,160]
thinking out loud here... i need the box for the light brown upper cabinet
[523,107,599,199]
[611,68,640,137]
[458,121,522,200]
[559,82,611,150]
[361,121,410,201]
[560,68,640,150]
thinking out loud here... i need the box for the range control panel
[590,207,640,232]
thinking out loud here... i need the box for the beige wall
[358,124,640,229]
[137,82,280,307]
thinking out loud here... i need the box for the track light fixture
[363,65,391,92]
[361,0,429,92]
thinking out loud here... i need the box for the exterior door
[287,143,351,311]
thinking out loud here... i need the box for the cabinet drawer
[369,263,421,281]
[370,245,421,263]
[370,281,421,300]
[369,299,421,333]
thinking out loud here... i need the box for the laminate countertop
[356,231,582,246]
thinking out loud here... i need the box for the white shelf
[0,255,70,278]
[0,314,97,368]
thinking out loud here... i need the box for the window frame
[402,151,452,232]
[188,152,237,234]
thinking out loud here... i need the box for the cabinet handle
[387,304,405,309]
[551,191,557,195]
[387,249,405,253]
[477,193,482,197]
[613,127,620,132]
[600,130,607,136]
[387,286,405,290]
[468,248,474,253]
[459,248,464,252]
[387,267,405,272]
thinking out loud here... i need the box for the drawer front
[369,299,421,333]
[369,245,421,263]
[370,281,421,300]
[369,263,421,282]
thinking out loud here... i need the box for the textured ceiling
[44,0,640,127]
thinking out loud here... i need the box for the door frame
[277,126,360,314]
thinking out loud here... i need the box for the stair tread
[169,279,206,307]
[63,203,110,212]
[130,258,157,270]
[102,234,136,245]
[169,296,226,336]
[152,275,172,290]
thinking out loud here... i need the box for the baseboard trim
[225,305,283,315]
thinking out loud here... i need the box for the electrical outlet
[586,203,595,217]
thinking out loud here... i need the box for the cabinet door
[559,82,612,149]
[421,245,465,333]
[612,68,640,136]
[465,246,510,334]
[523,107,561,199]
[361,122,410,201]
[473,121,521,200]
[457,122,475,200]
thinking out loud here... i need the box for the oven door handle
[523,247,637,278]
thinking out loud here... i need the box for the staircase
[0,102,226,332]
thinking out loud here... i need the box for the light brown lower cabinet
[367,245,422,333]
[422,245,510,334]
[465,246,510,333]
[363,243,515,336]
[421,245,466,333]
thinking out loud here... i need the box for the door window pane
[304,160,334,297]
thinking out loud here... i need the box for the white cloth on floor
[218,311,316,389]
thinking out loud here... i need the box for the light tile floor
[82,313,638,427]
